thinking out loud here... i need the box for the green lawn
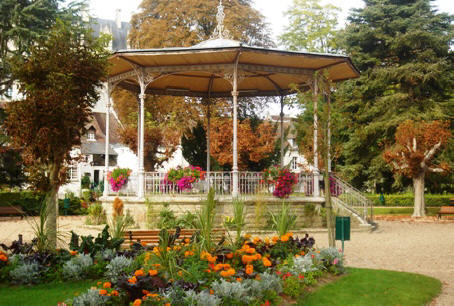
[0,269,442,306]
[370,207,440,216]
[0,280,99,306]
[300,268,442,306]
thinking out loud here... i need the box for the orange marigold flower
[149,269,158,276]
[70,250,78,256]
[210,289,214,295]
[246,248,256,254]
[245,264,254,275]
[111,290,119,296]
[255,254,262,260]
[236,277,243,282]
[135,269,145,277]
[262,257,272,267]
[178,271,183,277]
[214,264,224,272]
[165,303,171,306]
[0,254,8,262]
[133,299,142,306]
[207,255,217,264]
[99,289,107,295]
[103,282,111,288]
[244,234,251,239]
[128,276,137,284]
[143,290,150,295]
[280,235,289,242]
[97,281,102,286]
[184,251,194,257]
[141,242,147,247]
[226,253,234,259]
[272,236,279,243]
[205,269,211,273]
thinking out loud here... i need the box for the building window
[87,129,96,141]
[291,157,298,170]
[68,165,78,181]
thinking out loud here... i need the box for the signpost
[335,216,350,253]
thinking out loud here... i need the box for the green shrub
[0,191,85,215]
[366,194,453,207]
[86,203,106,225]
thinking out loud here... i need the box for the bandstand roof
[107,38,360,98]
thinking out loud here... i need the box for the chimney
[115,9,122,29]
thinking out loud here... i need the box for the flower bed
[0,229,344,305]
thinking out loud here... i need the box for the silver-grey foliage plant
[62,254,93,280]
[72,288,111,306]
[105,255,134,282]
[10,262,40,284]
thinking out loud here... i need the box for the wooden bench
[123,228,226,247]
[438,206,454,219]
[0,206,25,218]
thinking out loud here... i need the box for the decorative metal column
[280,95,285,167]
[327,91,332,173]
[232,63,239,197]
[135,67,154,199]
[313,76,320,197]
[138,91,145,198]
[103,82,116,197]
[206,103,211,180]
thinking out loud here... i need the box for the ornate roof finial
[211,0,232,40]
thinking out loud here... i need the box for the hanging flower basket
[164,166,206,192]
[107,168,132,192]
[263,166,298,199]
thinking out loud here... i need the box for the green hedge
[0,192,86,216]
[366,194,453,207]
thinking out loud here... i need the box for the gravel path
[0,217,452,305]
[311,221,454,306]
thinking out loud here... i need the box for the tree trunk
[45,163,60,249]
[412,172,426,217]
[324,90,335,247]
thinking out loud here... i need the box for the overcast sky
[88,0,454,42]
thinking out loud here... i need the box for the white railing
[141,171,316,196]
[330,174,373,223]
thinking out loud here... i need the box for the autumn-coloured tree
[113,0,273,170]
[4,21,108,248]
[129,0,273,49]
[384,120,451,217]
[210,118,276,170]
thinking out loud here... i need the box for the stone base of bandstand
[101,195,371,232]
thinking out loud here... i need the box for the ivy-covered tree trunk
[412,172,426,218]
[45,162,60,248]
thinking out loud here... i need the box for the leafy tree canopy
[335,0,454,191]
[0,0,85,96]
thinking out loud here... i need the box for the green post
[335,216,351,253]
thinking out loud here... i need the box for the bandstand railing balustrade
[105,171,316,196]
